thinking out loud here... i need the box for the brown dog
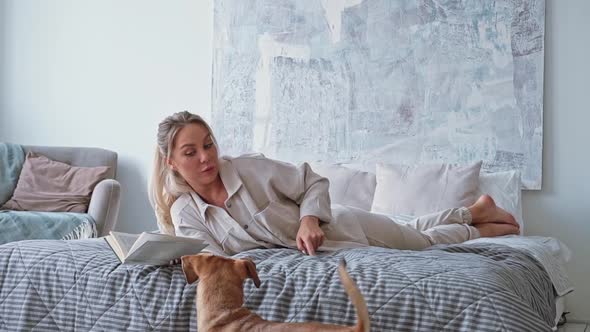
[181,253,370,332]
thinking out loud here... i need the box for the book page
[104,236,125,262]
[127,232,181,256]
[110,232,141,257]
[124,237,208,265]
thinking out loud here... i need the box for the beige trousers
[328,205,480,250]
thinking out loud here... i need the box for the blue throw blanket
[0,211,97,245]
[0,142,25,206]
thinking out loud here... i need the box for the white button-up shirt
[169,154,369,256]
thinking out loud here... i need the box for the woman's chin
[201,171,220,184]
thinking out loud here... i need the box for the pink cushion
[1,152,110,213]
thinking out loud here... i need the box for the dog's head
[181,253,261,288]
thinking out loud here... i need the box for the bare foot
[469,195,519,228]
[475,223,520,238]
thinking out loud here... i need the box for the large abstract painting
[211,0,545,189]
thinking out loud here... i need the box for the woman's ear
[166,158,178,171]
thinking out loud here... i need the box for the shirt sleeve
[249,157,333,224]
[175,221,227,256]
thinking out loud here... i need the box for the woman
[150,111,519,256]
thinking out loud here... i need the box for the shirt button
[226,202,232,208]
[243,224,249,229]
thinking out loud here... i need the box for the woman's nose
[198,150,209,163]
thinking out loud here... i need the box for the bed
[0,162,573,331]
[0,235,571,331]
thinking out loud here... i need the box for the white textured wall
[1,0,588,321]
[523,0,590,322]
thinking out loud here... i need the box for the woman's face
[168,123,220,191]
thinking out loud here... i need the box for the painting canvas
[211,0,545,189]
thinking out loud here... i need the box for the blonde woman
[150,111,519,256]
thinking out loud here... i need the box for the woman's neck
[191,176,228,207]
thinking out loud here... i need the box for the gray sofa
[21,145,122,237]
[0,145,121,241]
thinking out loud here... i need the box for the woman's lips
[202,165,215,173]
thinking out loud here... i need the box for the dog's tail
[338,259,370,332]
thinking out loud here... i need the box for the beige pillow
[0,152,110,213]
[310,163,376,211]
[371,161,482,216]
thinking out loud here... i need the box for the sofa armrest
[88,179,121,237]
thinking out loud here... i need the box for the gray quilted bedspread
[0,239,556,331]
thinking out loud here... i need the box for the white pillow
[371,161,482,217]
[310,163,376,211]
[311,162,523,234]
[477,171,524,234]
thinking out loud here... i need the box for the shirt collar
[218,156,243,197]
[189,156,243,220]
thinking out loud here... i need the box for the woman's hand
[296,216,325,256]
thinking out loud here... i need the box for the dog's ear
[181,255,199,284]
[241,259,261,288]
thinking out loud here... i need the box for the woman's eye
[184,151,195,156]
[204,143,214,149]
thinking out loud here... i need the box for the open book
[104,231,208,265]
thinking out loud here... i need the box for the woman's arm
[246,157,333,223]
[284,162,330,255]
[238,156,332,255]
[175,221,226,256]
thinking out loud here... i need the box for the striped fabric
[0,239,555,331]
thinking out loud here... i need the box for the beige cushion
[0,152,110,213]
[371,161,482,216]
[310,163,376,211]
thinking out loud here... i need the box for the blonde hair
[149,111,217,235]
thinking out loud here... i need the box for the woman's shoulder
[170,193,194,218]
[170,193,207,228]
[223,153,294,170]
[222,152,266,163]
[222,153,268,172]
